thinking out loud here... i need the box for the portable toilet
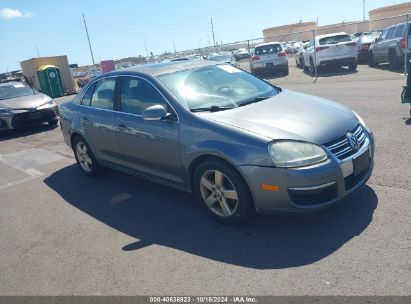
[36,65,64,98]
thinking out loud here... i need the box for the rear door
[317,34,356,60]
[78,77,120,163]
[373,28,389,61]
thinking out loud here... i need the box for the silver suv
[368,22,411,69]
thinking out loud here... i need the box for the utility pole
[363,0,366,21]
[210,18,216,47]
[82,13,96,69]
[35,45,40,58]
[144,38,149,58]
[173,40,177,54]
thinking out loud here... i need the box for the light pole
[363,0,366,21]
[82,13,96,70]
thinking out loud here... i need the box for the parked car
[0,81,59,131]
[59,61,374,223]
[302,32,357,74]
[250,42,289,76]
[207,52,239,67]
[368,22,411,69]
[234,48,250,60]
[356,31,381,63]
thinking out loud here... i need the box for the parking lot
[0,59,410,295]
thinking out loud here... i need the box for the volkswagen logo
[347,132,360,150]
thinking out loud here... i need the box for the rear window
[255,44,282,55]
[319,35,351,45]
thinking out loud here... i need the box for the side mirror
[142,105,169,121]
[374,37,379,43]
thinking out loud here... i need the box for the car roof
[108,60,218,77]
[255,42,281,47]
[316,32,349,39]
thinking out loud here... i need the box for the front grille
[12,109,56,128]
[344,166,370,191]
[324,125,366,160]
[288,182,338,206]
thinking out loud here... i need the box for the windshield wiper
[190,105,234,113]
[238,96,273,107]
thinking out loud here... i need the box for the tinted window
[394,24,405,38]
[255,44,282,55]
[387,27,396,39]
[319,34,351,45]
[81,82,96,106]
[90,78,116,110]
[120,77,167,115]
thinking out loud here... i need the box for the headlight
[353,111,367,128]
[0,108,10,114]
[268,140,328,168]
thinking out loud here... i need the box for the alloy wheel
[199,170,239,217]
[76,141,93,173]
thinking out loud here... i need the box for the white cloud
[0,8,35,20]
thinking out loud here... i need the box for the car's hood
[0,93,52,109]
[199,89,358,145]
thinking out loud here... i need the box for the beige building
[20,55,75,92]
[263,2,411,42]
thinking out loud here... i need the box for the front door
[114,76,183,185]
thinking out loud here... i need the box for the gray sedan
[59,61,374,223]
[0,82,59,130]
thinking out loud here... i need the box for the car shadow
[0,123,58,141]
[369,63,405,74]
[44,164,378,269]
[303,66,358,78]
[404,117,411,125]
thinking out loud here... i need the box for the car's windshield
[157,64,279,111]
[319,34,352,45]
[0,83,36,100]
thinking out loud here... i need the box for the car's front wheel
[193,159,255,224]
[73,137,100,177]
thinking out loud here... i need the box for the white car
[302,32,358,74]
[250,42,289,76]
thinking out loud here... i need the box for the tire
[192,159,255,224]
[48,119,58,126]
[388,50,401,70]
[367,51,378,67]
[348,61,358,71]
[310,58,316,75]
[283,66,289,76]
[72,136,100,177]
[302,58,309,71]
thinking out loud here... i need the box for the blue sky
[0,0,407,72]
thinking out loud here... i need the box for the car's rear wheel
[388,50,401,70]
[73,137,100,177]
[302,58,309,71]
[310,58,316,75]
[348,61,357,71]
[193,159,255,224]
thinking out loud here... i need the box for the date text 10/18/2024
[149,296,257,303]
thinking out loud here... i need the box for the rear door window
[255,44,282,55]
[81,82,96,106]
[394,24,405,38]
[90,78,116,110]
[319,34,351,45]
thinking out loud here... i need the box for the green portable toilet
[36,65,64,98]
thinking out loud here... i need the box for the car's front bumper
[0,105,59,130]
[239,130,374,214]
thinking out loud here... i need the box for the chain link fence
[146,13,410,85]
